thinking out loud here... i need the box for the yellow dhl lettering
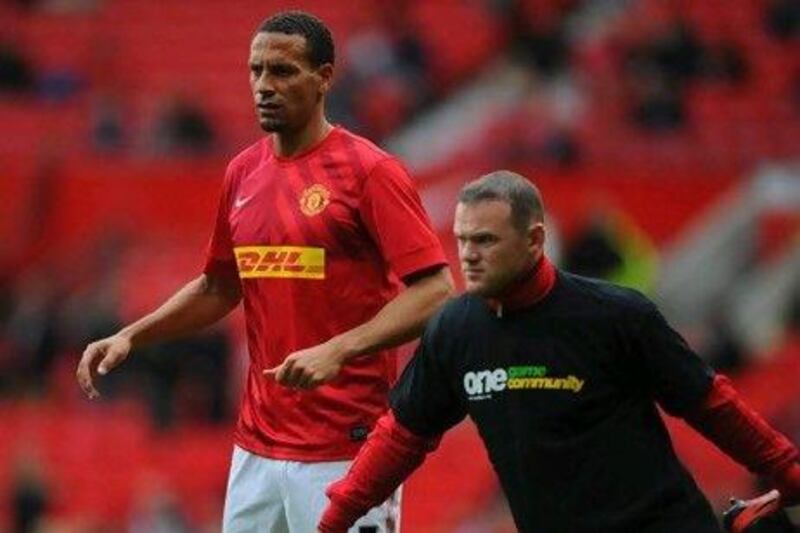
[234,246,325,279]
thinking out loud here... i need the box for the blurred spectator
[788,288,800,332]
[394,24,429,87]
[510,20,570,79]
[38,67,83,103]
[702,309,747,373]
[355,76,414,140]
[622,20,708,131]
[346,27,396,81]
[491,115,582,168]
[641,21,705,84]
[25,143,61,243]
[563,210,658,294]
[3,271,62,396]
[134,329,231,430]
[765,0,800,41]
[10,453,50,533]
[488,74,585,169]
[150,95,216,155]
[0,42,35,94]
[15,0,99,13]
[331,8,433,141]
[506,0,578,79]
[629,74,686,131]
[701,42,749,85]
[13,0,41,9]
[541,128,581,167]
[129,475,191,533]
[90,93,126,152]
[0,275,13,324]
[563,217,623,280]
[792,74,800,114]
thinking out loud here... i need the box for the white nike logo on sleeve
[234,195,254,209]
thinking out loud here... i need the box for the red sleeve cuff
[319,486,366,533]
[318,411,439,532]
[202,257,239,279]
[389,243,448,282]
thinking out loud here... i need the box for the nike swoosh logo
[234,195,254,209]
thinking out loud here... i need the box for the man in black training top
[318,171,800,532]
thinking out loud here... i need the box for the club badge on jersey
[300,183,331,216]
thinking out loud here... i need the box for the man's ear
[317,63,334,95]
[529,222,546,254]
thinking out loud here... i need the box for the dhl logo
[234,246,325,279]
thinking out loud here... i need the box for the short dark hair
[458,170,545,232]
[256,11,335,68]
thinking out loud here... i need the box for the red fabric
[486,254,556,314]
[774,462,800,505]
[204,127,447,461]
[319,411,440,532]
[685,374,800,504]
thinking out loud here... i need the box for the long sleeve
[319,411,440,532]
[684,374,800,504]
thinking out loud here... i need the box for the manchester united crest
[300,184,331,216]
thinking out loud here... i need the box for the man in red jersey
[76,11,453,532]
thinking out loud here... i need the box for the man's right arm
[319,411,440,533]
[76,271,241,399]
[320,300,467,531]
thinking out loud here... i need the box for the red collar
[487,256,556,316]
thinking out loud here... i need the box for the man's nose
[254,75,275,97]
[461,245,480,262]
[259,87,276,99]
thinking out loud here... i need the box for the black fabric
[390,271,719,532]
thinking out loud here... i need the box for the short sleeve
[628,301,714,417]
[359,158,447,281]
[202,166,238,278]
[390,309,467,437]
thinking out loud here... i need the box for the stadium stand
[1,0,798,530]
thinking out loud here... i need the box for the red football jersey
[204,126,447,461]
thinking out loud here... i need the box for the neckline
[486,255,557,317]
[270,125,340,163]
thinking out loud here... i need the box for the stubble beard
[259,118,285,133]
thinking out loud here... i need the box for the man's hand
[724,490,795,532]
[264,340,346,389]
[76,334,133,399]
[263,340,346,389]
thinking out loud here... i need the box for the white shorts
[222,445,401,533]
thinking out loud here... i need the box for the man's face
[454,200,543,297]
[249,32,332,134]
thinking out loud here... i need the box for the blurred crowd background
[1,0,799,531]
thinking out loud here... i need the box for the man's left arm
[631,299,800,505]
[683,374,800,505]
[266,266,454,388]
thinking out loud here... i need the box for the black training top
[390,271,721,532]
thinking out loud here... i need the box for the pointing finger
[263,365,281,379]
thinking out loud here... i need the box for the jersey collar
[487,255,556,317]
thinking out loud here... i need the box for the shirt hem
[233,438,361,463]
